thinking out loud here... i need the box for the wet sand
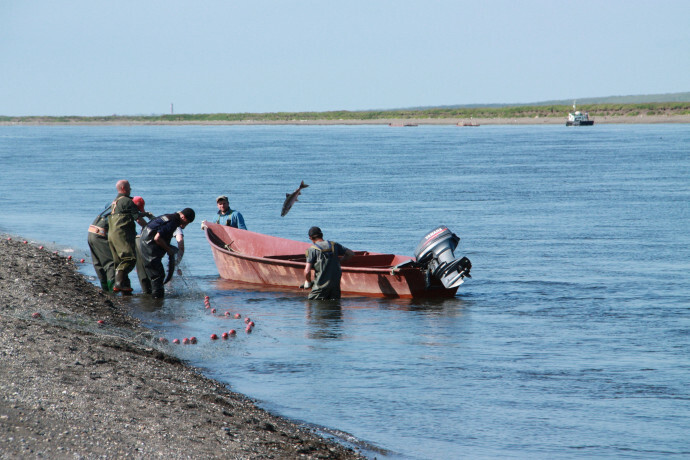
[0,236,364,459]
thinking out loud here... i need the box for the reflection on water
[133,295,165,313]
[306,300,343,340]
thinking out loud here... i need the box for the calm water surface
[1,124,689,458]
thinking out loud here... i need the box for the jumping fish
[281,181,309,217]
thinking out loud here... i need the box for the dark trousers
[88,233,114,290]
[135,236,151,294]
[138,234,166,298]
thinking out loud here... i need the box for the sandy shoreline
[0,236,365,459]
[1,114,690,126]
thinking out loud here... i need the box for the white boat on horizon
[566,101,594,126]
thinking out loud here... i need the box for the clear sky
[2,0,689,116]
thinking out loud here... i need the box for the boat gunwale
[203,225,418,276]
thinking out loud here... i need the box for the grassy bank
[2,102,690,124]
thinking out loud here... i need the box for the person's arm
[340,248,354,264]
[232,212,247,230]
[127,200,148,227]
[153,232,177,256]
[304,262,313,284]
[302,262,313,289]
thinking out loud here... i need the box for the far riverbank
[2,114,690,126]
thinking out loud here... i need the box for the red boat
[202,222,471,298]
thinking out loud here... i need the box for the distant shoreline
[2,114,690,126]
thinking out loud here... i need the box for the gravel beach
[0,236,364,459]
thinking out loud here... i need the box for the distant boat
[566,102,594,126]
[389,123,418,127]
[457,119,480,127]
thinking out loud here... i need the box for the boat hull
[566,120,594,126]
[203,222,459,298]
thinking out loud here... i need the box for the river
[1,123,688,458]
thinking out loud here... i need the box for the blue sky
[2,0,689,116]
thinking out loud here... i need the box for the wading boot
[151,278,165,299]
[122,275,133,296]
[113,270,133,293]
[140,277,152,295]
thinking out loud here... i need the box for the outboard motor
[414,226,472,289]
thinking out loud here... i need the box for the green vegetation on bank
[2,102,690,123]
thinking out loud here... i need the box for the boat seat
[265,254,307,261]
[265,250,369,262]
[342,254,398,268]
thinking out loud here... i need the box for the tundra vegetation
[2,102,690,123]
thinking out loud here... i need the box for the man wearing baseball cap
[301,226,354,300]
[138,208,195,298]
[213,195,247,229]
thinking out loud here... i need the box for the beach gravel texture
[0,237,364,459]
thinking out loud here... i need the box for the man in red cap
[132,196,155,293]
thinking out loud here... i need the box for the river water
[1,124,689,458]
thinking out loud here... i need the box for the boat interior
[265,251,401,268]
[206,226,413,269]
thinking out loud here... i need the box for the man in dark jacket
[138,208,195,298]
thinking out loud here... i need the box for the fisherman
[214,195,247,229]
[301,226,354,300]
[138,208,195,298]
[107,180,147,293]
[135,198,187,294]
[132,196,155,294]
[87,203,115,291]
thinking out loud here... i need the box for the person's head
[178,208,195,228]
[308,226,323,241]
[216,195,229,213]
[116,180,131,196]
[132,196,146,213]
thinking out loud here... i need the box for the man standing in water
[132,196,155,294]
[87,203,115,291]
[302,226,354,300]
[138,208,195,298]
[107,180,147,293]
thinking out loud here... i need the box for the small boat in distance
[566,101,594,126]
[389,122,418,127]
[457,118,480,127]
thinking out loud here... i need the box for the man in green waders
[301,226,354,300]
[107,180,147,293]
[87,204,115,291]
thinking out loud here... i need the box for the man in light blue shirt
[214,195,247,229]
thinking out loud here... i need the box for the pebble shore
[0,236,364,459]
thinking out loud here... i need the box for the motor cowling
[414,226,472,289]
